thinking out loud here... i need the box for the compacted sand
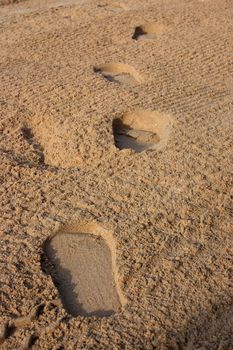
[0,0,232,349]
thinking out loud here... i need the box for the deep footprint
[43,223,125,317]
[94,63,143,85]
[132,23,165,41]
[113,110,173,152]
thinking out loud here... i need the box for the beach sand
[0,0,232,349]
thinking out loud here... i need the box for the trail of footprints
[22,21,170,167]
[3,5,174,348]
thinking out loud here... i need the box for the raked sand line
[43,222,127,317]
[113,110,173,153]
[132,23,166,41]
[94,63,144,85]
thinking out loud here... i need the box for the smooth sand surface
[0,0,232,349]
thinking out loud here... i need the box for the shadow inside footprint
[132,26,146,40]
[113,119,160,152]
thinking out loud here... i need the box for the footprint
[98,1,129,11]
[43,222,126,317]
[22,117,83,169]
[113,110,173,152]
[94,63,144,85]
[132,23,165,41]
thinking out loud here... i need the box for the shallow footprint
[113,110,173,152]
[132,23,165,41]
[43,223,125,317]
[98,1,129,10]
[22,117,83,169]
[94,63,144,85]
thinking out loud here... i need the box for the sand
[0,0,232,349]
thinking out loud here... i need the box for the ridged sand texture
[0,0,232,349]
